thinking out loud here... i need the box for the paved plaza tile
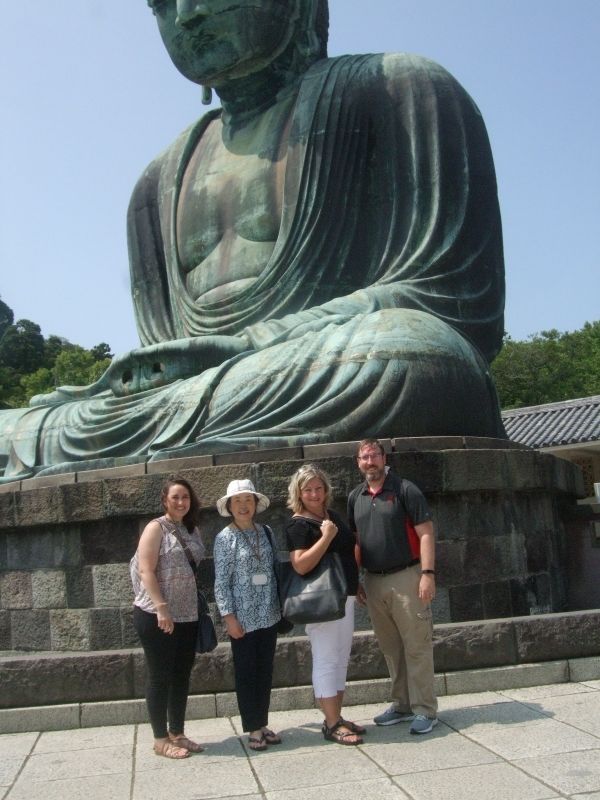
[2,685,600,800]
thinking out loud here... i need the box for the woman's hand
[320,518,338,543]
[223,614,245,639]
[157,604,175,634]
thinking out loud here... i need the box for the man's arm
[415,520,435,603]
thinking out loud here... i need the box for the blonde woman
[285,464,362,745]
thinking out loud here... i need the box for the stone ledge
[0,445,586,530]
[2,610,599,710]
[2,657,599,734]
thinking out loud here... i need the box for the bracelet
[421,569,436,575]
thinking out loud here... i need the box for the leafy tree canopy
[491,321,600,409]
[0,298,113,408]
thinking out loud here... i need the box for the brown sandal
[168,733,205,753]
[340,718,367,735]
[154,739,190,759]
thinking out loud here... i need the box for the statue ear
[296,0,319,58]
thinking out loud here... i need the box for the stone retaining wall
[2,610,600,710]
[0,438,589,652]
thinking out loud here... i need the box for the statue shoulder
[128,110,220,216]
[323,51,465,98]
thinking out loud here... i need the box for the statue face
[148,0,301,87]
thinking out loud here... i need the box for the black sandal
[262,728,282,745]
[248,734,267,751]
[323,719,363,746]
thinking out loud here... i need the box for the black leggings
[230,624,278,733]
[133,606,198,739]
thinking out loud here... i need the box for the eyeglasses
[358,451,384,461]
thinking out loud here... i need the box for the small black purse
[196,589,218,654]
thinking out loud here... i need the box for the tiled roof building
[502,395,600,501]
[502,395,600,449]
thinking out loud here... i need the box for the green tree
[0,366,21,409]
[43,335,75,369]
[0,296,14,340]
[20,367,55,401]
[90,342,113,362]
[0,319,45,373]
[492,321,600,409]
[53,347,98,386]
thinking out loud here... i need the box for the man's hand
[418,573,436,603]
[356,584,367,606]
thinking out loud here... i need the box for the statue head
[147,0,329,90]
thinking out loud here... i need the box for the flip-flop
[262,728,282,745]
[248,734,267,751]
[169,733,205,753]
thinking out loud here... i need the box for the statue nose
[176,0,210,27]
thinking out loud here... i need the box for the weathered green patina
[0,0,505,480]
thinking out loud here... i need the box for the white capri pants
[305,596,356,698]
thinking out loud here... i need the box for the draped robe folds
[0,53,505,480]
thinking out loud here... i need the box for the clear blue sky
[1,1,598,355]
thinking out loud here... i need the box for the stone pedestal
[0,437,589,653]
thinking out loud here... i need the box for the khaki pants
[364,564,437,718]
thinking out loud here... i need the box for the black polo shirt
[347,472,431,573]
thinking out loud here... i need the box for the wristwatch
[421,569,436,575]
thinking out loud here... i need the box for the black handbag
[170,524,218,653]
[264,525,294,634]
[279,552,348,625]
[196,590,218,653]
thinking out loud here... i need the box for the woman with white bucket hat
[214,479,282,751]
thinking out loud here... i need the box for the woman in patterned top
[131,475,206,759]
[214,479,282,751]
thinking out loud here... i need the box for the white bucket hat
[216,479,270,517]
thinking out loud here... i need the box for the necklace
[232,521,261,562]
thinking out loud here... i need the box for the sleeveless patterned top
[130,515,205,622]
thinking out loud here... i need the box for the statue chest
[175,119,287,304]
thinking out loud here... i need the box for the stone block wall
[0,438,591,652]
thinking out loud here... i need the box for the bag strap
[165,518,198,576]
[263,524,277,565]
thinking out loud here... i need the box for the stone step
[2,657,600,735]
[2,611,600,713]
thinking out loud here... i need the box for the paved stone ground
[3,680,600,800]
